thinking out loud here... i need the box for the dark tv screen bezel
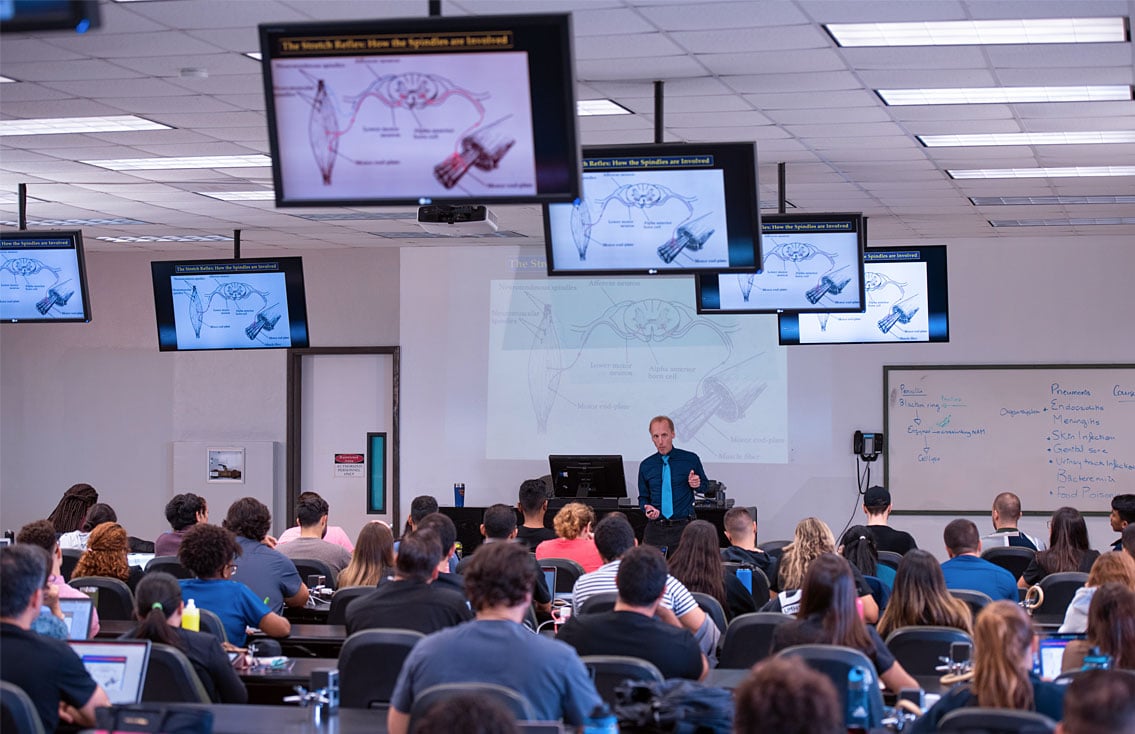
[0,229,92,324]
[0,0,100,34]
[777,244,950,345]
[548,454,628,499]
[543,141,762,277]
[150,257,310,352]
[695,212,866,315]
[258,13,581,207]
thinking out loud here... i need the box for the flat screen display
[259,14,580,207]
[696,212,865,314]
[151,257,309,351]
[778,245,950,345]
[0,230,92,323]
[549,455,628,498]
[544,142,761,276]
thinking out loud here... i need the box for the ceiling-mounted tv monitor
[1,230,92,323]
[544,141,761,276]
[151,257,309,351]
[0,0,100,34]
[696,212,865,314]
[259,14,580,207]
[779,245,950,345]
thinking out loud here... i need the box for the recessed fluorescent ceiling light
[949,166,1135,179]
[96,234,232,243]
[0,115,171,136]
[82,155,271,171]
[1,217,146,226]
[196,190,275,201]
[879,85,1132,105]
[990,217,1135,227]
[244,52,262,61]
[577,99,631,116]
[826,18,1128,46]
[295,212,417,221]
[971,195,1135,206]
[0,75,16,83]
[920,131,1135,147]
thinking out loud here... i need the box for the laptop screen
[69,640,151,704]
[58,597,93,640]
[541,566,557,597]
[1034,634,1083,679]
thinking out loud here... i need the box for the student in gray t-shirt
[276,493,352,581]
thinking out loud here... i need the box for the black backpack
[613,679,733,734]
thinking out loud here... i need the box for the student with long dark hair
[59,503,117,551]
[1061,583,1135,673]
[1021,506,1099,587]
[47,483,99,535]
[129,573,247,703]
[877,549,972,638]
[841,524,894,589]
[668,519,755,620]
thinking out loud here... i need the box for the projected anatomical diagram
[271,53,537,200]
[171,274,292,350]
[0,254,81,319]
[799,262,931,343]
[488,278,787,462]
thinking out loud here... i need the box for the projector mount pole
[778,162,787,214]
[653,80,664,144]
[428,0,441,17]
[18,183,27,230]
[233,229,241,260]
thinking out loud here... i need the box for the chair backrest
[724,564,771,607]
[884,625,973,677]
[581,655,664,707]
[70,576,135,620]
[950,589,995,623]
[0,681,45,734]
[981,547,1037,580]
[328,586,376,626]
[538,557,585,594]
[338,628,425,709]
[938,707,1057,733]
[691,591,728,634]
[575,591,618,616]
[718,612,794,669]
[144,555,193,579]
[60,549,82,582]
[290,558,339,590]
[758,540,790,564]
[410,682,534,731]
[141,643,211,703]
[1032,572,1088,626]
[197,608,226,643]
[877,550,904,570]
[778,644,887,728]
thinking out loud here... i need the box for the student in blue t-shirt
[939,519,1018,602]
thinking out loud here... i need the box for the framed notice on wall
[367,432,386,514]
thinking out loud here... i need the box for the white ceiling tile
[995,67,1134,86]
[137,111,265,130]
[169,75,265,96]
[574,32,685,59]
[618,94,754,114]
[589,77,734,97]
[726,71,861,93]
[41,77,198,98]
[570,8,657,36]
[784,121,905,138]
[906,119,1024,135]
[576,55,707,81]
[43,31,227,58]
[669,25,832,53]
[839,46,989,70]
[1023,116,1135,132]
[0,60,143,83]
[986,43,1135,69]
[764,106,893,124]
[857,68,997,88]
[800,0,966,23]
[661,110,775,127]
[744,90,879,109]
[698,48,848,76]
[638,2,811,31]
[889,104,1015,121]
[1016,100,1135,118]
[110,53,256,78]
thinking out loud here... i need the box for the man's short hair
[863,485,891,511]
[733,657,842,734]
[649,415,675,433]
[164,493,206,531]
[410,495,440,524]
[0,544,50,618]
[417,512,457,556]
[397,529,443,583]
[16,519,57,555]
[944,518,980,555]
[222,497,271,541]
[295,493,330,528]
[517,479,549,514]
[723,507,755,537]
[1114,494,1135,524]
[993,492,1022,522]
[594,514,636,562]
[464,541,535,612]
[1123,524,1135,559]
[1060,669,1135,734]
[178,523,242,578]
[616,545,667,606]
[482,504,517,539]
[414,693,519,734]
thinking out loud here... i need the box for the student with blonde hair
[767,517,878,622]
[337,522,396,588]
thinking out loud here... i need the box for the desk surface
[174,703,388,734]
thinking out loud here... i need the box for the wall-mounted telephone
[853,430,884,462]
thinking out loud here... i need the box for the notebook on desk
[58,596,93,640]
[69,640,151,704]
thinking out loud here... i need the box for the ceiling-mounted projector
[417,205,499,236]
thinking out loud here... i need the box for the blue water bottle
[846,665,871,732]
[582,703,618,734]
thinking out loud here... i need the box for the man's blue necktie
[661,454,673,519]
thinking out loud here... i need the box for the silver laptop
[69,640,151,704]
[58,596,93,640]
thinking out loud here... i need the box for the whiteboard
[883,365,1135,514]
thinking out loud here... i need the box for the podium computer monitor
[548,455,627,499]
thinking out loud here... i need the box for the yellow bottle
[181,598,200,632]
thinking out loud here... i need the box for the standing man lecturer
[639,415,708,556]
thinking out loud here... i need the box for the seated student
[337,521,396,589]
[515,478,556,551]
[669,519,755,622]
[394,495,458,574]
[47,482,99,535]
[841,524,895,589]
[276,493,353,578]
[128,572,247,703]
[1110,494,1135,552]
[387,542,602,734]
[415,512,465,597]
[59,502,117,551]
[1061,583,1135,673]
[862,485,918,555]
[939,518,1018,602]
[734,657,843,734]
[912,601,1065,732]
[771,553,918,693]
[455,504,552,613]
[719,506,777,592]
[1125,524,1135,562]
[72,521,145,591]
[154,493,208,556]
[0,544,110,732]
[16,519,101,637]
[1059,551,1135,633]
[558,544,707,680]
[982,491,1044,551]
[346,529,472,635]
[535,502,604,573]
[1021,506,1100,588]
[877,549,972,639]
[177,523,291,646]
[223,497,309,612]
[1057,669,1135,734]
[278,491,354,552]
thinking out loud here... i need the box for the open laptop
[57,596,93,640]
[1033,633,1085,679]
[68,640,151,704]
